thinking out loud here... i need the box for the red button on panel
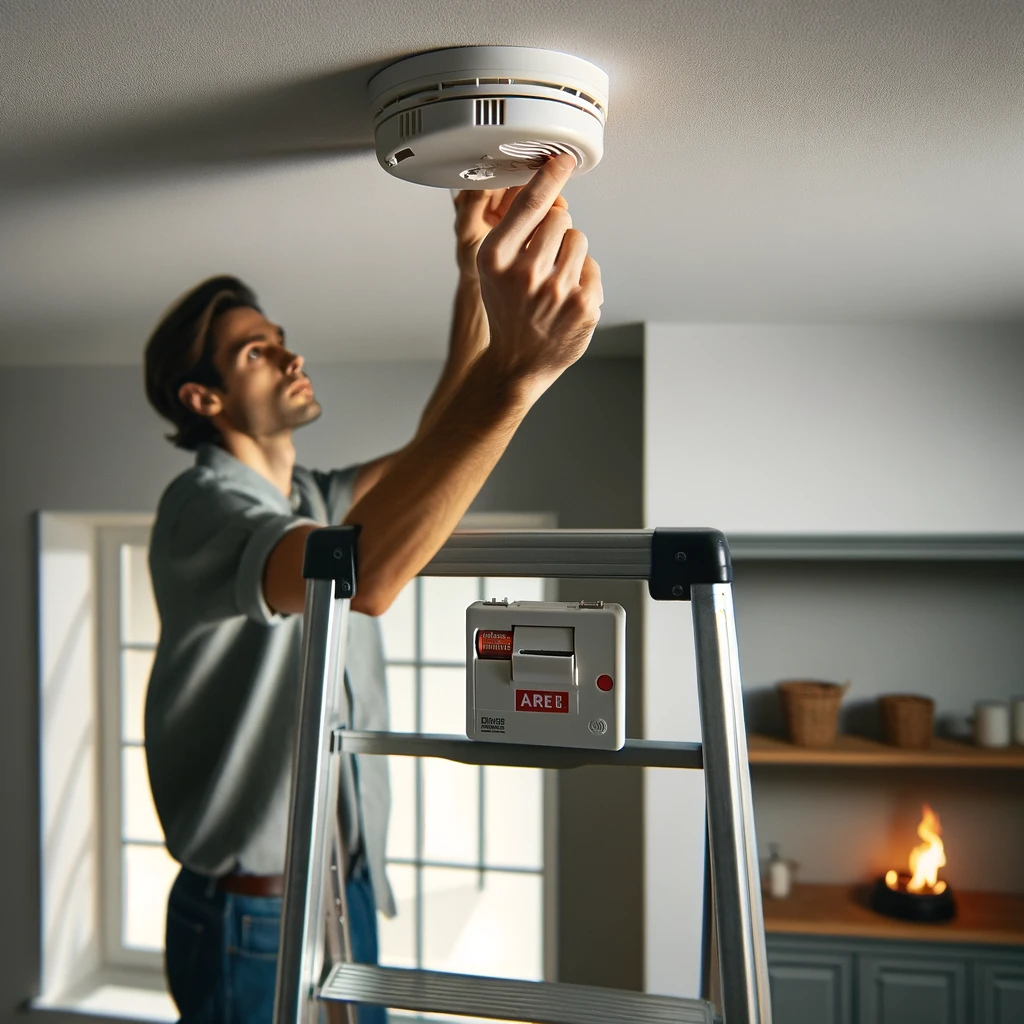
[596,674,613,692]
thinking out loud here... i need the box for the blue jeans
[165,865,386,1024]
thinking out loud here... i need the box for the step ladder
[272,528,772,1024]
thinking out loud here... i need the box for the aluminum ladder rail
[272,528,771,1024]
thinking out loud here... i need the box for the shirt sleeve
[161,475,316,627]
[311,465,362,523]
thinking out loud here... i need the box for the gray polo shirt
[145,443,394,916]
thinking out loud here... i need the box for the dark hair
[144,275,261,450]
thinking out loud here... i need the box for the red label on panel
[476,630,513,659]
[515,689,570,713]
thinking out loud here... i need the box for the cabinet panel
[859,955,967,1024]
[977,961,1024,1024]
[766,942,852,1024]
[769,956,852,1024]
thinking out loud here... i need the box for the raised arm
[263,154,602,616]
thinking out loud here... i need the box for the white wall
[643,324,1024,998]
[645,324,1024,536]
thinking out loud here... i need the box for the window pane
[123,843,179,950]
[484,578,546,603]
[387,665,416,733]
[421,577,479,663]
[386,755,416,860]
[381,581,416,661]
[122,746,163,842]
[484,767,543,869]
[421,667,465,735]
[377,863,417,969]
[375,558,547,1000]
[121,544,159,645]
[422,760,478,865]
[122,648,154,743]
[422,868,542,981]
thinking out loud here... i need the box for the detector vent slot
[399,109,422,140]
[474,98,506,126]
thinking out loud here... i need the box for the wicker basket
[777,680,849,748]
[878,694,934,749]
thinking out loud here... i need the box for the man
[142,154,601,1024]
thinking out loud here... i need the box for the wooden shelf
[747,733,1024,768]
[763,883,1024,946]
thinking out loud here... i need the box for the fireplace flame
[904,804,946,894]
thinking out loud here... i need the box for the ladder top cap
[649,528,733,601]
[302,525,360,594]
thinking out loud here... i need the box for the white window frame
[97,522,164,971]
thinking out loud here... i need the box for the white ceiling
[1,0,1022,365]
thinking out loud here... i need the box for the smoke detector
[367,47,609,189]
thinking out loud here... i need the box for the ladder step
[320,964,715,1024]
[334,731,703,770]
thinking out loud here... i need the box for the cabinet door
[977,960,1024,1024]
[768,950,852,1024]
[859,955,967,1024]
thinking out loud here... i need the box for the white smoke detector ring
[367,46,609,189]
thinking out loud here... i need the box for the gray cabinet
[976,961,1024,1024]
[768,948,852,1024]
[765,936,1024,1024]
[859,955,967,1024]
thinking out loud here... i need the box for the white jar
[974,701,1011,748]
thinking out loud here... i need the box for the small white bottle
[768,843,792,900]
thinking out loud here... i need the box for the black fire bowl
[870,875,957,923]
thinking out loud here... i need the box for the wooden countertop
[748,733,1024,769]
[762,883,1024,946]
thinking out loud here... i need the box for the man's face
[207,306,322,439]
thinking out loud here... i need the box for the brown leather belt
[217,873,285,897]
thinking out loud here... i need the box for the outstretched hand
[453,186,569,277]
[474,155,603,403]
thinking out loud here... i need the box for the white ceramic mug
[1012,697,1024,746]
[974,701,1011,748]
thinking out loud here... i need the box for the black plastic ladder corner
[648,528,733,601]
[302,525,361,600]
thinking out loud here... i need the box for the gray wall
[735,558,1024,892]
[0,348,644,1021]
